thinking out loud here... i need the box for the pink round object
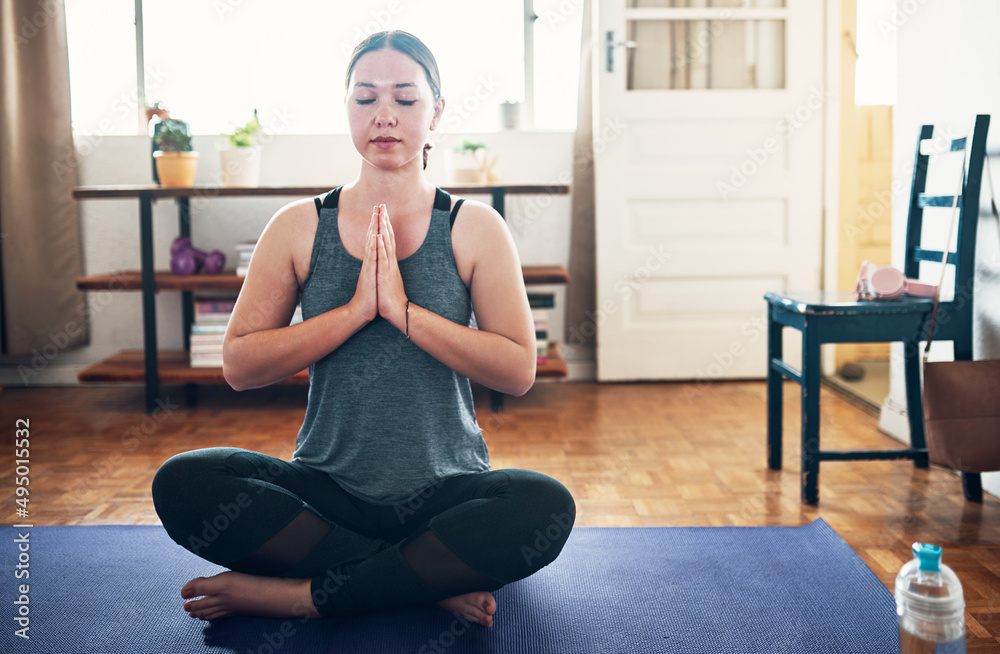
[871,266,905,298]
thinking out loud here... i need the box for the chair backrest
[902,115,990,324]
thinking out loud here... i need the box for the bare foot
[437,591,497,628]
[180,571,319,622]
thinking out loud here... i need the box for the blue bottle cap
[912,543,942,572]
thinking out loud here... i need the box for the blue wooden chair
[764,114,990,504]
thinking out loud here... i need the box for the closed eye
[355,99,415,106]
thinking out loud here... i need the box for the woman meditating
[151,30,575,628]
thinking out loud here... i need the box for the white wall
[1,130,581,385]
[880,0,1000,498]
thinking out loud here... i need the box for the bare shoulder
[450,197,520,286]
[263,196,319,241]
[450,198,511,252]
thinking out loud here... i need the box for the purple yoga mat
[0,519,896,653]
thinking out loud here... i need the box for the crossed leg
[152,448,575,626]
[179,506,498,625]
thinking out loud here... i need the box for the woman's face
[346,48,444,172]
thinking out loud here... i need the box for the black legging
[151,448,575,617]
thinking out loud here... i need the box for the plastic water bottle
[895,543,966,653]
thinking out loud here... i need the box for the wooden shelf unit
[536,342,568,379]
[74,183,571,412]
[76,266,570,388]
[76,265,571,292]
[77,350,308,385]
[78,347,567,385]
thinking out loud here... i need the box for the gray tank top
[292,187,490,504]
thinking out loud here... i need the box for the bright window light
[533,0,584,131]
[855,0,897,106]
[66,1,579,135]
[65,0,139,136]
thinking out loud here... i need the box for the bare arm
[376,201,536,396]
[223,201,379,391]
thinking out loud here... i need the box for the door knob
[606,30,637,72]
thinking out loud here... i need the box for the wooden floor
[2,380,999,649]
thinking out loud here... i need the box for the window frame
[124,0,542,135]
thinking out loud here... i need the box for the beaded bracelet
[404,300,410,339]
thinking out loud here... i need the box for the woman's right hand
[350,206,379,323]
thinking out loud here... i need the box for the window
[532,0,584,130]
[66,1,582,136]
[854,0,896,106]
[65,0,140,136]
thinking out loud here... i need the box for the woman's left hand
[375,204,409,333]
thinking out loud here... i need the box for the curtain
[0,0,88,357]
[565,0,597,363]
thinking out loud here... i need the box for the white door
[594,0,825,381]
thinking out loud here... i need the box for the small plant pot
[219,147,261,187]
[154,151,199,188]
[451,167,481,184]
[500,103,521,130]
[448,151,482,184]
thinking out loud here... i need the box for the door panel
[595,0,825,381]
[627,19,785,90]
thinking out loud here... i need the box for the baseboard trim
[878,397,911,445]
[0,364,85,387]
[566,359,596,381]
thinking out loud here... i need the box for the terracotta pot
[154,151,199,188]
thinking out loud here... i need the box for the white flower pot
[448,151,483,184]
[500,103,521,130]
[219,147,261,187]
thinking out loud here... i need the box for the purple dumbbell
[170,236,196,275]
[202,250,226,274]
[170,236,226,275]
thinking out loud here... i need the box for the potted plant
[449,140,498,184]
[219,110,263,187]
[153,120,199,188]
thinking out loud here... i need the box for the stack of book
[189,299,235,368]
[235,241,256,277]
[529,292,555,364]
[189,298,304,368]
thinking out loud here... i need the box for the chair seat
[764,290,934,315]
[765,291,948,345]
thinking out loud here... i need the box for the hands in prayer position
[352,204,409,334]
